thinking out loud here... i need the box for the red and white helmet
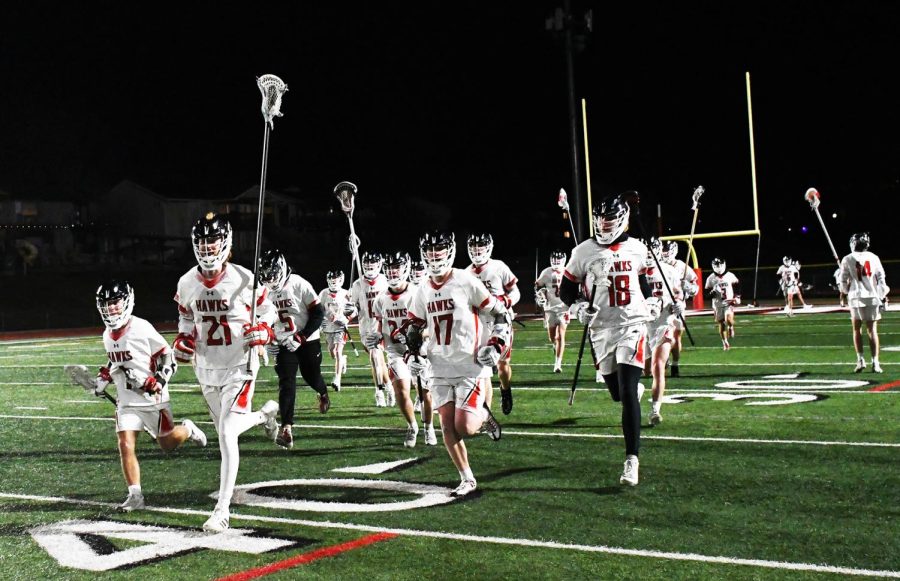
[593,195,630,245]
[192,213,233,271]
[467,233,493,266]
[383,251,411,288]
[96,280,135,330]
[420,230,456,278]
[550,250,566,269]
[361,252,383,280]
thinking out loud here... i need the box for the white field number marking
[662,393,820,406]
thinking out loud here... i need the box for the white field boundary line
[1,414,897,448]
[0,492,897,578]
[1,362,896,370]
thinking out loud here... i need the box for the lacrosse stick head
[691,185,705,211]
[334,181,358,216]
[557,188,570,211]
[257,74,288,129]
[804,187,821,210]
[64,364,98,393]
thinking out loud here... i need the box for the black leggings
[603,364,642,457]
[275,339,328,425]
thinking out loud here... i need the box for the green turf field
[0,310,898,580]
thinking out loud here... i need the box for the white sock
[857,353,865,363]
[461,467,474,481]
[873,357,880,365]
[408,421,418,431]
[128,484,142,496]
[424,422,432,430]
[215,411,261,511]
[652,401,661,414]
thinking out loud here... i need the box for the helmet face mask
[850,232,870,253]
[420,231,456,278]
[192,213,233,271]
[664,241,678,265]
[648,238,663,267]
[361,252,383,280]
[783,256,792,267]
[383,251,411,289]
[326,270,345,292]
[711,258,726,275]
[258,250,290,291]
[467,233,493,266]
[96,280,135,329]
[409,260,427,284]
[593,195,630,244]
[550,250,566,269]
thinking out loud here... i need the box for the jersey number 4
[855,261,872,281]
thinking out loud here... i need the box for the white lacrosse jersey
[671,259,699,298]
[103,316,171,408]
[705,271,740,310]
[535,266,567,313]
[373,284,416,358]
[351,275,388,335]
[467,259,519,309]
[564,236,652,330]
[268,274,320,343]
[174,263,275,382]
[839,251,887,307]
[776,265,798,290]
[646,261,681,307]
[319,288,352,334]
[408,269,494,378]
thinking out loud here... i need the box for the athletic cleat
[275,425,293,449]
[374,390,386,407]
[553,363,562,373]
[403,426,418,448]
[450,479,477,497]
[413,397,422,413]
[722,340,730,351]
[260,400,279,441]
[670,364,679,377]
[182,419,207,447]
[596,369,605,383]
[636,382,645,402]
[331,379,341,392]
[872,362,884,373]
[318,392,331,414]
[649,411,662,426]
[202,508,230,533]
[424,424,438,446]
[854,360,866,373]
[119,491,145,512]
[620,455,639,486]
[481,404,502,441]
[500,388,513,415]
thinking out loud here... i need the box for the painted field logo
[29,520,294,572]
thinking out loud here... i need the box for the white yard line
[1,414,896,447]
[0,492,896,578]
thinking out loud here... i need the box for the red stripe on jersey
[429,271,454,290]
[197,267,228,289]
[109,320,131,342]
[563,269,579,282]
[149,346,167,373]
[407,312,427,327]
[177,304,192,315]
[634,333,646,366]
[256,287,268,306]
[472,306,480,354]
[307,299,320,310]
[478,297,491,309]
[503,277,518,290]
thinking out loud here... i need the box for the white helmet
[664,240,679,265]
[711,257,726,275]
[191,213,233,271]
[648,238,663,266]
[467,233,493,266]
[783,256,791,267]
[383,251,411,289]
[791,259,800,269]
[96,280,135,330]
[326,270,344,292]
[420,230,456,278]
[593,194,630,245]
[550,250,566,269]
[361,252,383,280]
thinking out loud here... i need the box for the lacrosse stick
[334,181,384,385]
[804,188,840,266]
[345,233,361,357]
[247,74,288,372]
[63,365,155,439]
[623,191,695,346]
[405,325,427,406]
[569,252,612,406]
[684,185,704,280]
[558,188,579,244]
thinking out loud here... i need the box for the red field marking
[868,380,900,392]
[216,532,398,581]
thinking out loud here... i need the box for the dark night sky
[2,1,898,268]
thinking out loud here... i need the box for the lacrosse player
[705,258,741,350]
[790,259,810,309]
[839,233,889,373]
[535,250,570,373]
[409,259,427,286]
[466,233,520,415]
[776,256,799,315]
[319,270,354,391]
[663,241,698,377]
[350,251,392,406]
[258,250,330,450]
[643,240,682,426]
[173,213,279,533]
[367,251,437,447]
[559,193,654,487]
[87,280,207,513]
[396,230,508,497]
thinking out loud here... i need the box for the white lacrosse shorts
[116,403,175,438]
[590,323,647,376]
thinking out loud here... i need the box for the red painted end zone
[868,380,900,392]
[216,532,398,581]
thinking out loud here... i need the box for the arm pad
[300,303,325,338]
[154,351,177,388]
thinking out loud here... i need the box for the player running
[466,233,520,415]
[535,250,570,373]
[350,251,392,406]
[258,250,330,450]
[838,233,889,373]
[173,213,279,533]
[366,251,437,447]
[319,270,354,392]
[90,280,207,512]
[662,241,698,377]
[777,256,799,316]
[643,240,682,426]
[560,193,654,487]
[705,257,741,350]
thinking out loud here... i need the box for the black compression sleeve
[639,274,652,299]
[300,303,325,338]
[559,276,581,306]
